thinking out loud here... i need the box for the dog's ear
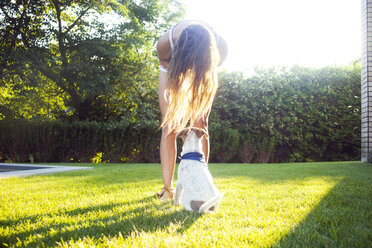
[192,127,209,139]
[177,128,190,142]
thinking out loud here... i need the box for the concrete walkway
[0,163,93,178]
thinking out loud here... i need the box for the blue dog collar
[181,152,206,163]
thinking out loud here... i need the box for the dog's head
[177,127,208,143]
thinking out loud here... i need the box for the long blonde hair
[160,24,220,134]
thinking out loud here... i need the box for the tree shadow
[2,196,202,247]
[272,164,372,247]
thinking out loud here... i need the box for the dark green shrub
[211,63,361,162]
[209,121,240,163]
[0,119,160,163]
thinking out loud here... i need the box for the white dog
[174,128,224,214]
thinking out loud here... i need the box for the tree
[0,0,184,121]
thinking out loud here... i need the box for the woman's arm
[216,34,228,66]
[156,31,172,68]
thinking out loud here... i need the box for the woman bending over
[156,20,228,201]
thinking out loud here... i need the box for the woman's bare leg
[158,70,176,196]
[160,127,176,187]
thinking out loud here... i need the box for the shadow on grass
[272,163,372,247]
[50,164,162,185]
[2,196,201,247]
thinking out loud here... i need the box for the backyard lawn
[0,162,371,247]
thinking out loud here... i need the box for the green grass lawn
[0,162,371,247]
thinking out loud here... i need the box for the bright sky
[180,0,362,73]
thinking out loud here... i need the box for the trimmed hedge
[0,120,160,163]
[209,64,361,163]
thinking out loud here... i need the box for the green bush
[211,63,361,162]
[209,121,240,162]
[0,119,160,163]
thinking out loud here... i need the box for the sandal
[156,186,174,201]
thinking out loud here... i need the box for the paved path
[0,163,93,178]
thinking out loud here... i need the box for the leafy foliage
[0,63,361,163]
[210,62,361,162]
[0,0,184,121]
